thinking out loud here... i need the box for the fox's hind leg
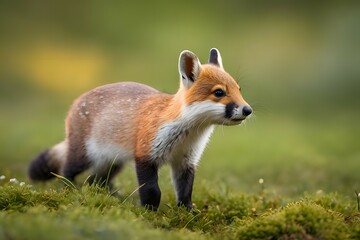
[62,140,91,183]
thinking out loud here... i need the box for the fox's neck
[150,89,214,164]
[158,88,215,128]
[137,88,214,163]
[153,89,185,122]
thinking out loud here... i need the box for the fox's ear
[208,48,223,69]
[179,50,202,88]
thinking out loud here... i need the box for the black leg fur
[62,146,90,182]
[171,164,195,210]
[135,161,161,210]
[28,149,59,181]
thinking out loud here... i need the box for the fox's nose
[242,105,252,116]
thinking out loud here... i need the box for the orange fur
[134,94,182,160]
[185,65,248,106]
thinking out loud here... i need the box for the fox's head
[178,48,252,126]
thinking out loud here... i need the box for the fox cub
[29,48,252,210]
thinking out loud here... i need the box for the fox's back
[66,82,160,153]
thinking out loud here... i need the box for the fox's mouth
[231,118,245,122]
[222,118,244,125]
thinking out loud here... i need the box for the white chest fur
[151,101,223,166]
[151,122,214,166]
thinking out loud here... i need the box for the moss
[234,201,350,240]
[309,192,354,215]
[1,182,359,239]
[0,185,69,211]
[0,207,207,240]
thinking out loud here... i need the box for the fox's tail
[28,141,67,181]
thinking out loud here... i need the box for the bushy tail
[28,141,67,181]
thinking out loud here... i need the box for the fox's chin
[219,118,244,126]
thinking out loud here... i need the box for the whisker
[250,103,272,115]
[220,119,227,136]
[197,115,209,134]
[236,73,247,85]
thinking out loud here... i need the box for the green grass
[1,180,360,239]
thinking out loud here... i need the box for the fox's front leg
[135,161,161,210]
[171,161,195,210]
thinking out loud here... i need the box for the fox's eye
[213,89,226,98]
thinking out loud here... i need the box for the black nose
[242,105,252,116]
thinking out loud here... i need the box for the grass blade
[122,183,145,204]
[105,154,119,189]
[51,172,77,190]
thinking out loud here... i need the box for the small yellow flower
[259,178,264,184]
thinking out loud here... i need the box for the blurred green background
[1,1,359,196]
